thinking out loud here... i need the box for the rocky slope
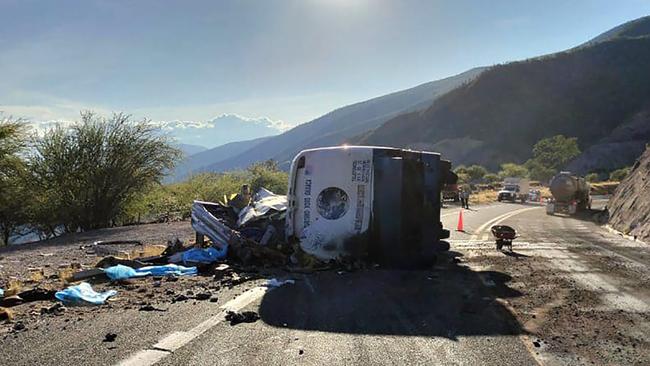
[608,146,650,243]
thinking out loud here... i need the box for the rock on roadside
[608,146,650,243]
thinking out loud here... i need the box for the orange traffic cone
[456,209,464,232]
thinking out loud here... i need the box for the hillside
[360,17,650,172]
[169,136,270,181]
[177,143,208,156]
[582,15,650,46]
[608,146,650,243]
[201,67,486,172]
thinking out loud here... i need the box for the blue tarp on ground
[0,288,4,298]
[55,282,117,306]
[181,247,226,264]
[137,264,197,277]
[104,264,149,281]
[104,264,198,281]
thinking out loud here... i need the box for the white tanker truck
[546,171,591,215]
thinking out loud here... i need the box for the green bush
[498,163,528,179]
[455,164,489,183]
[248,160,288,194]
[531,135,580,171]
[123,160,288,224]
[483,173,500,183]
[29,112,182,232]
[609,167,631,182]
[523,135,581,182]
[0,117,31,245]
[456,172,470,184]
[585,173,600,183]
[524,159,556,182]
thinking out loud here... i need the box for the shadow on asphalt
[501,251,530,258]
[495,201,546,208]
[547,208,609,226]
[259,252,525,339]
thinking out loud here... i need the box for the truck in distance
[497,177,530,203]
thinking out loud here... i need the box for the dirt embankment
[608,146,650,242]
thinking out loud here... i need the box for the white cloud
[151,113,290,132]
[20,112,288,148]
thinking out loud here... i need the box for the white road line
[119,350,168,366]
[117,286,268,366]
[470,206,543,240]
[153,331,194,352]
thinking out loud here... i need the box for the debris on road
[0,287,57,307]
[0,295,22,307]
[0,147,459,335]
[168,247,226,266]
[191,192,288,267]
[0,307,13,321]
[491,225,517,251]
[54,282,117,306]
[12,321,25,332]
[225,310,260,325]
[236,188,287,227]
[72,268,107,282]
[264,278,295,288]
[95,256,149,269]
[103,333,117,342]
[194,292,211,301]
[173,294,189,302]
[40,303,65,315]
[104,264,197,281]
[139,304,166,312]
[104,265,149,281]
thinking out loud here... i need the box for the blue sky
[2,0,650,131]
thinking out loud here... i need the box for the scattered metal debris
[225,310,259,325]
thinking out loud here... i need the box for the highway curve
[2,201,649,365]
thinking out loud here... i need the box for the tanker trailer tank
[546,171,591,215]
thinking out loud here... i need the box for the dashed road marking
[470,206,543,240]
[117,286,268,366]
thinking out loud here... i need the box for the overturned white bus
[286,146,457,268]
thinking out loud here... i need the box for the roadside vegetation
[455,135,627,199]
[0,117,30,245]
[122,160,288,224]
[454,134,582,185]
[0,116,628,246]
[0,113,287,245]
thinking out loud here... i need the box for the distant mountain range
[177,143,208,156]
[169,136,270,182]
[171,67,486,180]
[161,113,286,149]
[174,16,650,179]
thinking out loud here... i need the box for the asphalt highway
[2,200,649,365]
